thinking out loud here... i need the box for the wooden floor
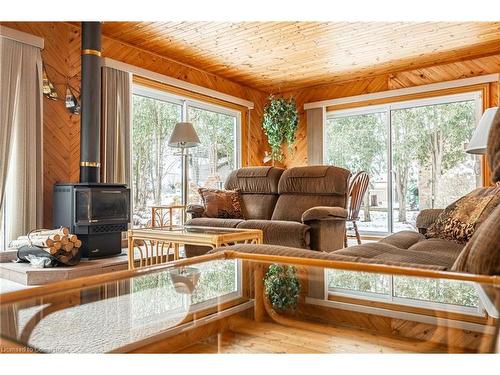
[177,317,449,354]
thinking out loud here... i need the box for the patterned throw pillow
[198,188,244,219]
[426,183,500,244]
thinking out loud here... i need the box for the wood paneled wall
[281,55,500,169]
[0,22,269,227]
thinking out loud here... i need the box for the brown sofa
[210,204,499,273]
[211,107,500,275]
[185,165,351,257]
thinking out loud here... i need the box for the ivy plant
[262,95,299,162]
[264,264,300,312]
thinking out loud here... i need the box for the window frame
[131,83,242,222]
[0,202,6,250]
[324,91,483,236]
[325,269,487,317]
[132,83,242,174]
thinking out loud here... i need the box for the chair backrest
[271,165,351,222]
[225,166,284,220]
[348,171,370,221]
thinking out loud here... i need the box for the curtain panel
[102,67,132,185]
[306,107,325,165]
[0,37,43,242]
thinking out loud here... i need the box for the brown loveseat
[185,165,351,257]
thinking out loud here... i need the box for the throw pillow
[426,183,500,244]
[451,204,500,275]
[198,188,244,219]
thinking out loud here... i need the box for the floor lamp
[168,122,201,223]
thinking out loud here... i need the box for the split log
[47,246,60,255]
[30,227,70,241]
[62,242,74,252]
[60,236,69,245]
[9,238,56,249]
[74,239,82,248]
[69,235,78,243]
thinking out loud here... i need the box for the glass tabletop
[131,225,261,235]
[1,251,499,353]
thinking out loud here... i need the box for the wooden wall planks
[0,22,269,227]
[281,54,500,168]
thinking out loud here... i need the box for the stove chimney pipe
[80,22,102,183]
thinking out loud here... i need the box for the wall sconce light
[65,85,80,114]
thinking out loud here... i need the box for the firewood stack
[10,227,82,266]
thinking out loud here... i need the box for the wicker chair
[344,171,370,247]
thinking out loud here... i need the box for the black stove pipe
[80,22,102,183]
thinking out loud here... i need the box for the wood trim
[222,251,500,285]
[328,294,495,326]
[132,75,251,166]
[305,73,500,110]
[325,84,489,112]
[0,252,226,305]
[104,57,254,109]
[0,25,44,49]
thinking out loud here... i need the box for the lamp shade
[168,122,201,148]
[466,107,498,154]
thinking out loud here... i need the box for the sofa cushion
[426,184,500,244]
[198,188,244,219]
[332,242,456,269]
[452,204,500,275]
[415,209,444,233]
[272,195,346,222]
[225,166,284,194]
[277,165,350,196]
[185,217,244,228]
[272,166,350,222]
[379,231,425,249]
[208,244,446,270]
[237,220,311,249]
[239,194,279,220]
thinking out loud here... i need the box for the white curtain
[0,37,43,242]
[102,67,132,184]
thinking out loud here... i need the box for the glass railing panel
[1,254,499,353]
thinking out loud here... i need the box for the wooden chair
[344,171,370,247]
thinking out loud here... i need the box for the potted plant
[262,95,299,162]
[263,264,300,312]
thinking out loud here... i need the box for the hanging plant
[262,95,299,162]
[264,264,300,312]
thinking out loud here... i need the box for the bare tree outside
[391,100,478,225]
[325,98,479,233]
[326,112,388,231]
[132,95,238,226]
[188,106,237,203]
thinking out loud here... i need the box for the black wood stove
[53,22,130,258]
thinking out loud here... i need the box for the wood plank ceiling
[102,22,500,92]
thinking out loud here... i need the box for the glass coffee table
[127,226,263,269]
[1,250,499,353]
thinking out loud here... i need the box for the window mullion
[182,100,188,122]
[386,106,394,234]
